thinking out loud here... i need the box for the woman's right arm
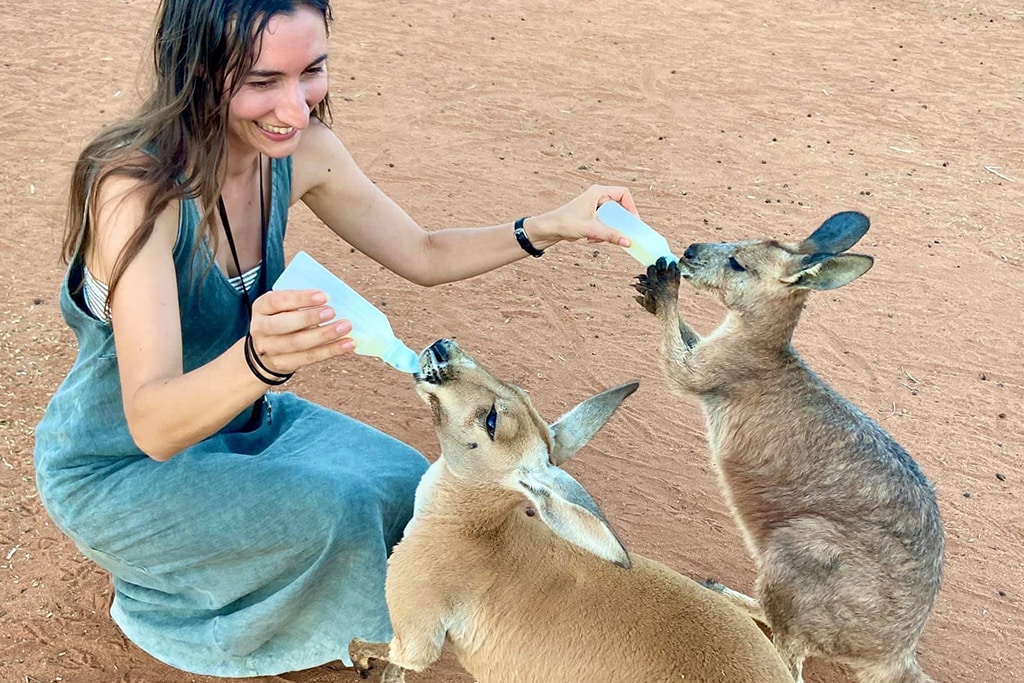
[91,176,353,461]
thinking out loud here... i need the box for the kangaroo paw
[699,578,768,625]
[349,638,391,677]
[381,662,407,683]
[700,577,728,592]
[633,258,681,316]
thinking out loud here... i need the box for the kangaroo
[632,211,944,683]
[350,338,794,683]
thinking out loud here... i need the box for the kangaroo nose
[428,339,452,363]
[683,244,700,260]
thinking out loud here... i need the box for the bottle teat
[596,200,677,267]
[382,339,421,374]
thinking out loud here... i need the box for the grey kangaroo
[633,211,943,683]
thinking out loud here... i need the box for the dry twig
[984,166,1015,182]
[898,381,919,396]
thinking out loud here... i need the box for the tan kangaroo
[350,338,793,683]
[633,211,944,683]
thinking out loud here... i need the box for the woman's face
[227,6,329,159]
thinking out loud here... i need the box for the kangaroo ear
[549,382,639,466]
[781,253,874,290]
[513,466,631,568]
[799,211,870,255]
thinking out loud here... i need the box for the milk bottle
[596,200,678,266]
[273,251,420,374]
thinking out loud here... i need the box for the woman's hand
[526,184,640,250]
[247,289,356,375]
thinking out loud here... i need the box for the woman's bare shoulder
[90,150,164,219]
[88,164,179,280]
[289,118,360,202]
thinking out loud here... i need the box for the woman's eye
[248,80,272,89]
[727,256,746,272]
[485,405,498,439]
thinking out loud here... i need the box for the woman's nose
[278,83,311,128]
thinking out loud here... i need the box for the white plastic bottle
[596,200,678,266]
[272,251,420,374]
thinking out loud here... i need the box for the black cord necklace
[217,154,266,317]
[216,154,288,425]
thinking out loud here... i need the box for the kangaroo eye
[485,404,498,439]
[727,256,746,272]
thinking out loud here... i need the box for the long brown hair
[63,0,333,300]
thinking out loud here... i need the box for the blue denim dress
[33,157,429,677]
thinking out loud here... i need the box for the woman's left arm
[293,120,634,287]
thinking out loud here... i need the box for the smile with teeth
[256,121,295,135]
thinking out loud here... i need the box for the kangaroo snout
[416,338,460,385]
[426,338,452,364]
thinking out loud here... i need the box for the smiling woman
[227,8,329,154]
[33,0,642,677]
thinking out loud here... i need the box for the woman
[34,0,638,676]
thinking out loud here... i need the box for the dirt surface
[2,0,1022,681]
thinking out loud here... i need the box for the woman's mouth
[256,121,297,137]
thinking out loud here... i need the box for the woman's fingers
[581,184,637,213]
[586,224,629,246]
[255,304,336,337]
[272,335,357,370]
[587,184,639,246]
[252,318,353,356]
[564,184,640,245]
[249,320,356,373]
[251,288,327,317]
[247,289,362,373]
[594,185,638,215]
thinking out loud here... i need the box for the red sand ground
[1,1,1021,681]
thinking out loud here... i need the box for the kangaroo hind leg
[853,654,933,683]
